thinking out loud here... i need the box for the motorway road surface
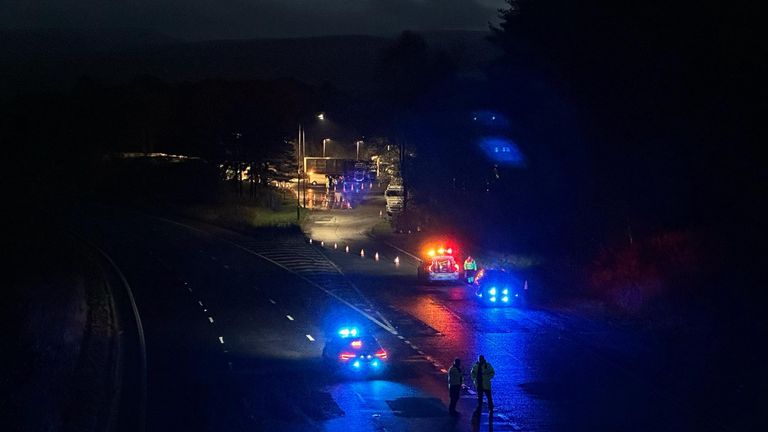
[70,198,743,432]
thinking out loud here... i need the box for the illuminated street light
[317,113,325,121]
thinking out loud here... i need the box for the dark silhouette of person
[471,354,495,414]
[448,358,463,415]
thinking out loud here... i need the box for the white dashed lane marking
[268,298,277,305]
[306,334,315,342]
[208,317,214,323]
[218,336,225,344]
[198,300,204,307]
[286,315,294,321]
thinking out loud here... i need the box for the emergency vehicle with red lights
[417,245,462,283]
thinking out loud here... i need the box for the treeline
[0,75,329,202]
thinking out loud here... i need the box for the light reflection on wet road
[71,186,732,431]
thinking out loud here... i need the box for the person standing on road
[471,354,495,414]
[464,256,477,283]
[448,358,463,415]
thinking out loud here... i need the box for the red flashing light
[375,349,388,359]
[339,353,356,360]
[454,263,460,271]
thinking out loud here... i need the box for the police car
[322,327,388,373]
[473,269,525,306]
[417,246,461,283]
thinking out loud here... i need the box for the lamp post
[323,138,330,157]
[296,113,326,220]
[355,140,363,161]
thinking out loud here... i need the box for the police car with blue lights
[473,269,525,306]
[322,327,388,373]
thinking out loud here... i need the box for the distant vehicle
[322,327,388,374]
[304,157,356,186]
[385,184,404,215]
[473,269,524,306]
[353,162,367,182]
[417,245,461,283]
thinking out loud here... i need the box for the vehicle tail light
[339,353,356,360]
[454,264,460,271]
[351,340,362,348]
[375,349,388,359]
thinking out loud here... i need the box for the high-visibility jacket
[464,259,477,271]
[471,361,495,390]
[448,365,463,386]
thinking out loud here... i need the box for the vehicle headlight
[502,288,509,295]
[490,297,497,302]
[489,287,497,295]
[501,296,509,302]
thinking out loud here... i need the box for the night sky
[0,0,506,40]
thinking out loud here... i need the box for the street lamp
[296,113,326,220]
[323,138,330,157]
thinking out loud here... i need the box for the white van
[384,184,405,215]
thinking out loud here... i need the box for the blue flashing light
[490,297,497,302]
[502,296,509,303]
[352,360,361,368]
[478,136,525,166]
[372,360,379,368]
[338,327,359,338]
[489,287,497,295]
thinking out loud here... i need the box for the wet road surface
[68,194,756,431]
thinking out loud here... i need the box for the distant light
[351,340,362,348]
[478,137,525,166]
[317,113,325,120]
